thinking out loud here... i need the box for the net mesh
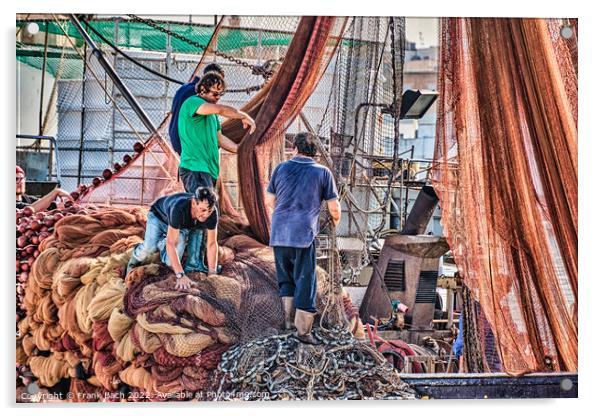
[304,17,412,283]
[17,208,365,400]
[235,16,348,244]
[433,18,577,373]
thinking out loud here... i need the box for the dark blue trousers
[178,166,216,192]
[273,241,317,313]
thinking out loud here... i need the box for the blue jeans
[184,228,208,273]
[273,241,317,313]
[128,211,189,272]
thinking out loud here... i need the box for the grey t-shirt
[267,156,337,248]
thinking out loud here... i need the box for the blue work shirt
[267,155,338,248]
[168,76,199,154]
[452,313,463,357]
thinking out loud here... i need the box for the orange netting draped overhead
[432,18,577,373]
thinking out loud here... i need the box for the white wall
[16,61,57,138]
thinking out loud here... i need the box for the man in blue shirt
[168,63,225,154]
[266,132,341,344]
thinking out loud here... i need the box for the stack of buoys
[16,203,93,316]
[71,142,145,201]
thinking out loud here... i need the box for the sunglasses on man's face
[208,90,225,98]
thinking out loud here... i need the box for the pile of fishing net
[16,207,147,396]
[16,207,365,401]
[15,202,100,391]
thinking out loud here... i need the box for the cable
[85,19,267,95]
[127,14,274,80]
[84,21,185,85]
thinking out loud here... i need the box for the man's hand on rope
[241,114,256,134]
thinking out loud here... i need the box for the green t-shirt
[178,95,221,179]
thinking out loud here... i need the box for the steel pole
[69,14,159,136]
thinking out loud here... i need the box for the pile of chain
[215,328,415,400]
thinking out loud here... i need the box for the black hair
[195,72,226,95]
[203,63,225,77]
[194,186,218,208]
[293,132,317,157]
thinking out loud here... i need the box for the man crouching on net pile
[126,187,220,291]
[266,132,342,345]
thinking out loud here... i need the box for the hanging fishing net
[433,18,577,373]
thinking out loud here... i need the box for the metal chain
[126,14,275,80]
[225,85,264,94]
[215,331,416,400]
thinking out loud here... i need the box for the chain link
[126,15,276,80]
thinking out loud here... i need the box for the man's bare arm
[206,228,219,275]
[30,188,73,212]
[195,103,255,133]
[167,226,193,290]
[265,192,276,217]
[166,226,184,274]
[327,199,341,227]
[217,131,239,153]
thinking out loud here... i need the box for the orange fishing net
[433,18,577,372]
[18,207,361,400]
[236,17,348,243]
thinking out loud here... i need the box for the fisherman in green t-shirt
[177,71,255,273]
